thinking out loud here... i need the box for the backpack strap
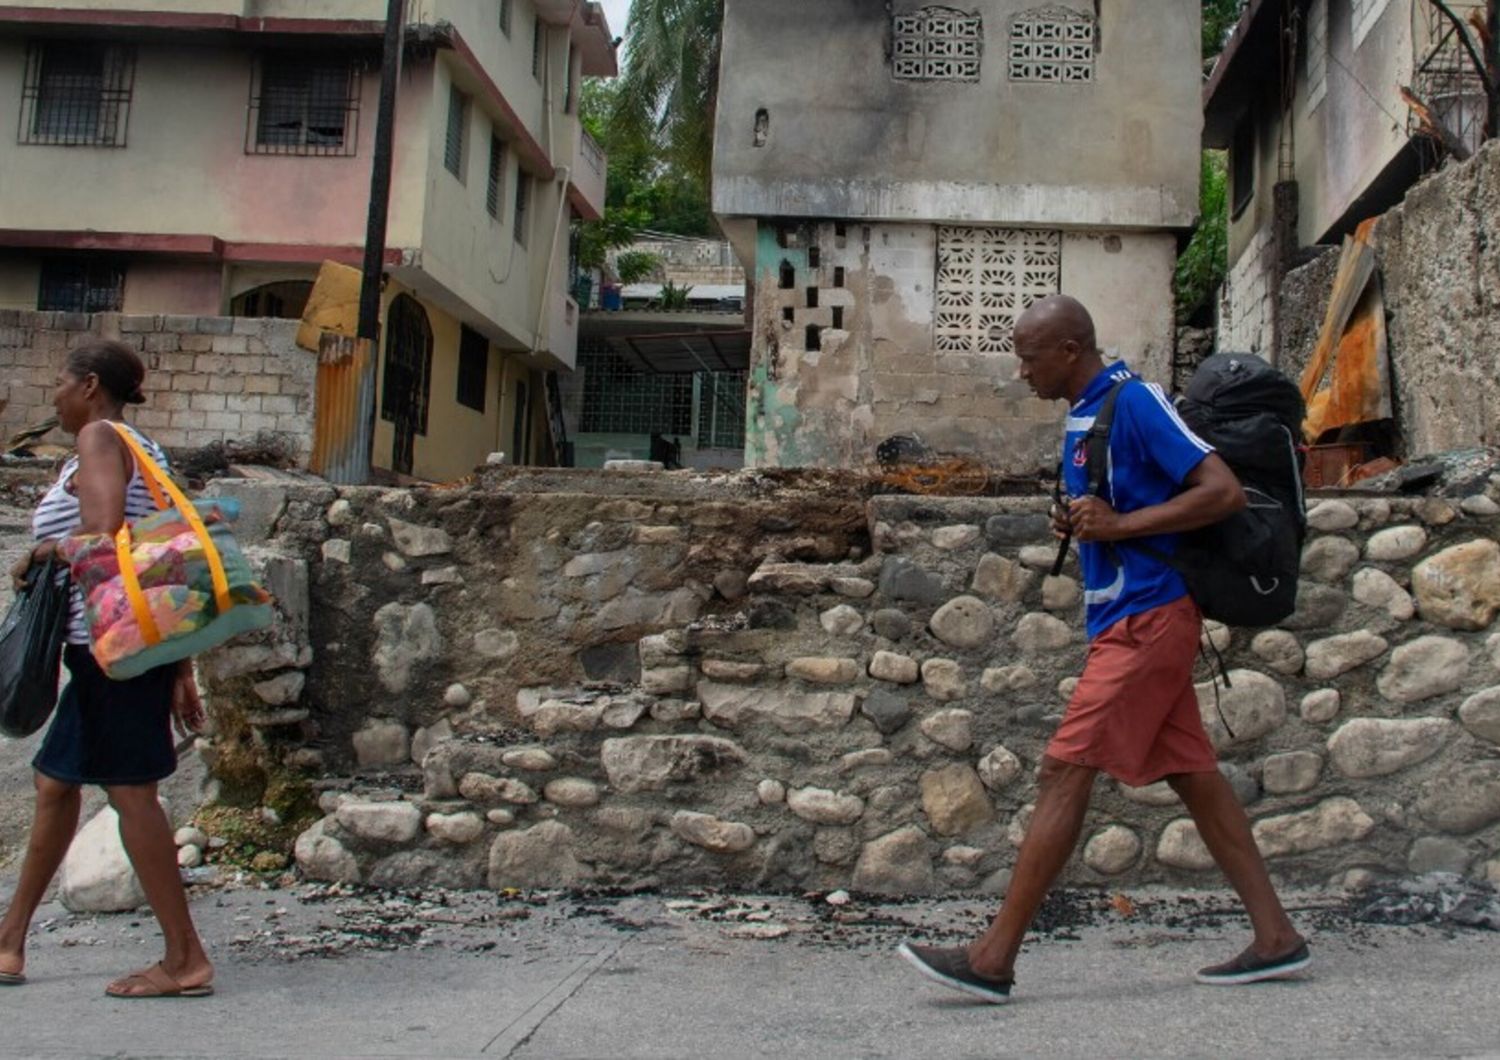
[1051,379,1129,577]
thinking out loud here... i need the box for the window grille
[1009,5,1095,83]
[248,55,359,156]
[532,18,544,80]
[487,133,506,218]
[578,342,694,436]
[38,259,125,313]
[1304,0,1328,114]
[696,370,747,450]
[499,0,513,37]
[20,41,134,147]
[514,174,531,245]
[444,84,468,178]
[934,227,1060,355]
[457,326,488,412]
[892,7,982,83]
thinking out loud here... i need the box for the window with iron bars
[514,173,530,245]
[487,132,506,219]
[578,342,694,436]
[532,18,544,79]
[20,41,134,147]
[38,259,125,312]
[499,0,513,37]
[444,84,468,178]
[248,54,360,156]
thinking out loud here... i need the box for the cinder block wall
[0,310,314,459]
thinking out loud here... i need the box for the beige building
[0,0,615,482]
[712,0,1203,472]
[1205,0,1487,359]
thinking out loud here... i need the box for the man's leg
[1166,770,1302,956]
[966,756,1099,979]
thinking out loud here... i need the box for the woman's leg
[0,772,83,977]
[104,783,212,992]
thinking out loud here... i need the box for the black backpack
[1075,354,1307,629]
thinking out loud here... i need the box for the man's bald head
[1012,295,1105,403]
[1014,295,1098,354]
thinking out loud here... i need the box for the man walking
[899,295,1308,1003]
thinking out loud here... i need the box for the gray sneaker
[1196,941,1311,985]
[898,942,1013,1004]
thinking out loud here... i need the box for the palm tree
[610,0,723,187]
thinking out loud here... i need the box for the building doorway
[380,294,432,475]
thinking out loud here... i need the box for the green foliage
[655,280,695,310]
[614,250,662,285]
[1174,151,1229,323]
[1202,0,1244,61]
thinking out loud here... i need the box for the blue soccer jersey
[1061,365,1214,640]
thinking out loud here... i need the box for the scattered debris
[1352,874,1500,931]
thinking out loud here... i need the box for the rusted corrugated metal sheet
[309,332,375,484]
[1300,217,1392,443]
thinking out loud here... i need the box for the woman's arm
[72,420,133,535]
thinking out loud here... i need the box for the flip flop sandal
[105,962,214,999]
[0,971,24,986]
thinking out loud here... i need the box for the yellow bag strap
[108,422,233,616]
[114,523,162,647]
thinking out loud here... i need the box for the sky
[599,0,632,45]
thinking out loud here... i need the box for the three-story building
[0,1,615,481]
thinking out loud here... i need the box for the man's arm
[1067,453,1245,542]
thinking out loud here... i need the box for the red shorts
[1045,595,1219,787]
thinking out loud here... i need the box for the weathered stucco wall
[1278,142,1500,455]
[712,0,1202,229]
[0,310,314,457]
[201,470,1500,895]
[742,220,1175,471]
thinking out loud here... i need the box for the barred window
[20,41,134,147]
[248,55,360,156]
[499,0,513,37]
[935,226,1060,354]
[487,133,506,219]
[457,325,489,412]
[1304,0,1328,114]
[578,343,694,436]
[892,7,982,83]
[444,84,468,179]
[38,259,125,313]
[514,174,531,245]
[1009,5,1095,83]
[532,18,544,79]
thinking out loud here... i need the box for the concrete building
[0,1,615,482]
[1205,0,1487,359]
[711,0,1203,472]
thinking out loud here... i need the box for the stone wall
[1278,142,1500,457]
[0,310,315,459]
[199,470,1500,894]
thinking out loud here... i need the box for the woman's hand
[171,660,207,739]
[10,540,58,591]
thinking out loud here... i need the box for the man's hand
[1050,501,1073,540]
[1067,496,1127,542]
[171,660,207,739]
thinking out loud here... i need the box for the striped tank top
[31,422,170,646]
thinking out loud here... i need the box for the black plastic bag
[0,554,70,738]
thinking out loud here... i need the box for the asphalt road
[0,880,1496,1060]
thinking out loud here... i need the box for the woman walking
[0,338,213,998]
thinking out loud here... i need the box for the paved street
[1,879,1497,1059]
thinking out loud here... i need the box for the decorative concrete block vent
[194,474,1500,895]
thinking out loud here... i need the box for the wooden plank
[1298,223,1377,410]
